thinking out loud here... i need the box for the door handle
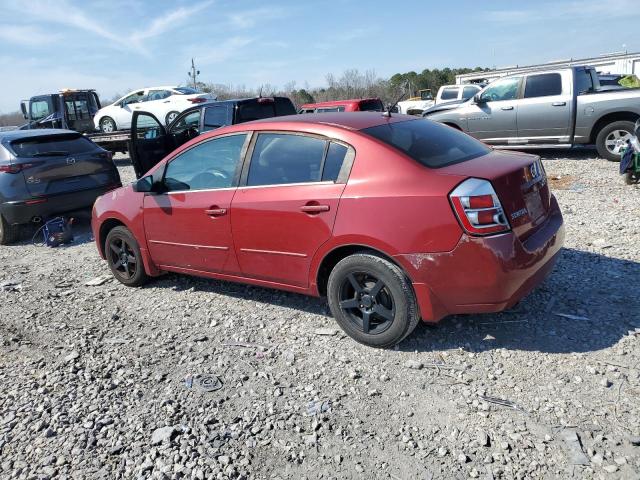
[205,207,227,217]
[300,204,330,214]
[501,106,514,111]
[552,102,566,106]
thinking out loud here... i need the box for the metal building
[456,51,640,84]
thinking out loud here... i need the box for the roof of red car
[300,98,382,109]
[246,112,415,131]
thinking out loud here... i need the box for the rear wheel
[105,226,148,287]
[99,116,117,133]
[327,253,419,348]
[0,215,20,245]
[165,111,179,126]
[596,121,635,162]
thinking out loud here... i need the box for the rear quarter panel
[575,89,640,143]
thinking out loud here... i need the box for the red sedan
[92,112,564,347]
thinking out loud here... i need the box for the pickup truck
[20,89,130,153]
[423,66,640,161]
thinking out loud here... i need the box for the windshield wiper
[32,151,70,157]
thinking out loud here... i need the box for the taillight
[188,97,207,104]
[257,97,274,104]
[449,178,510,236]
[0,163,25,174]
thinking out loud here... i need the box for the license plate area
[524,190,544,221]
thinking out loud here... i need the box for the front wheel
[105,226,148,287]
[165,111,179,126]
[327,253,419,348]
[99,116,117,133]
[596,121,635,162]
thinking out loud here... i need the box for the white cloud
[0,25,60,46]
[227,7,286,29]
[196,36,256,64]
[131,1,214,43]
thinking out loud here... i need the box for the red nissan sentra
[92,112,564,347]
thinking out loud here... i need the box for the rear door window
[247,133,326,186]
[440,88,459,100]
[10,135,96,157]
[523,73,563,98]
[274,98,297,116]
[236,101,277,122]
[322,143,349,181]
[362,119,490,168]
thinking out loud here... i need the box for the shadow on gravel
[536,147,600,161]
[403,247,640,354]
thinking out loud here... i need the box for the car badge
[66,157,76,165]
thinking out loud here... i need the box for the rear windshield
[359,99,384,112]
[10,134,97,157]
[174,87,199,94]
[361,119,490,168]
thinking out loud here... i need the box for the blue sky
[0,0,639,112]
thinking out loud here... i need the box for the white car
[94,86,216,132]
[397,89,435,116]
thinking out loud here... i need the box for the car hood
[422,99,469,116]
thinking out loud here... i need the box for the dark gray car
[0,129,121,244]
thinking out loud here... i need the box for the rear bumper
[397,195,565,322]
[1,184,121,225]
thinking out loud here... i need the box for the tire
[165,111,179,126]
[327,253,419,348]
[0,215,20,245]
[105,226,148,287]
[595,120,635,162]
[99,116,117,133]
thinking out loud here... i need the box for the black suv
[0,129,121,244]
[129,97,297,178]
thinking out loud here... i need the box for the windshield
[362,119,490,168]
[174,87,199,94]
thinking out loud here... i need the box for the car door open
[130,111,170,179]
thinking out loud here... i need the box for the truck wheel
[100,117,117,133]
[596,120,635,162]
[165,111,179,126]
[0,215,20,245]
[327,252,419,348]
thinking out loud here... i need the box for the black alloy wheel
[105,226,148,287]
[327,253,419,348]
[339,272,396,335]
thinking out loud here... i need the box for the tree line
[0,66,490,126]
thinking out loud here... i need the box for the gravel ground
[1,150,639,480]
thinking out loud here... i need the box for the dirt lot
[1,150,639,480]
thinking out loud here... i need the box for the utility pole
[187,58,200,89]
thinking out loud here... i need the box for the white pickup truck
[424,66,640,161]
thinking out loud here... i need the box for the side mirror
[474,93,486,104]
[132,176,164,193]
[20,102,28,119]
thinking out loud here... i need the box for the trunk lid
[9,134,117,196]
[440,150,551,240]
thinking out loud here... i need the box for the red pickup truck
[299,98,384,113]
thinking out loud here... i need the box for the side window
[317,106,345,113]
[31,100,51,121]
[440,88,459,100]
[322,143,349,182]
[462,86,479,100]
[480,77,521,102]
[523,73,562,98]
[203,106,229,131]
[123,91,146,105]
[164,134,247,192]
[247,134,327,186]
[170,110,201,134]
[148,90,172,101]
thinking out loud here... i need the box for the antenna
[258,86,263,98]
[383,83,408,117]
[187,58,200,89]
